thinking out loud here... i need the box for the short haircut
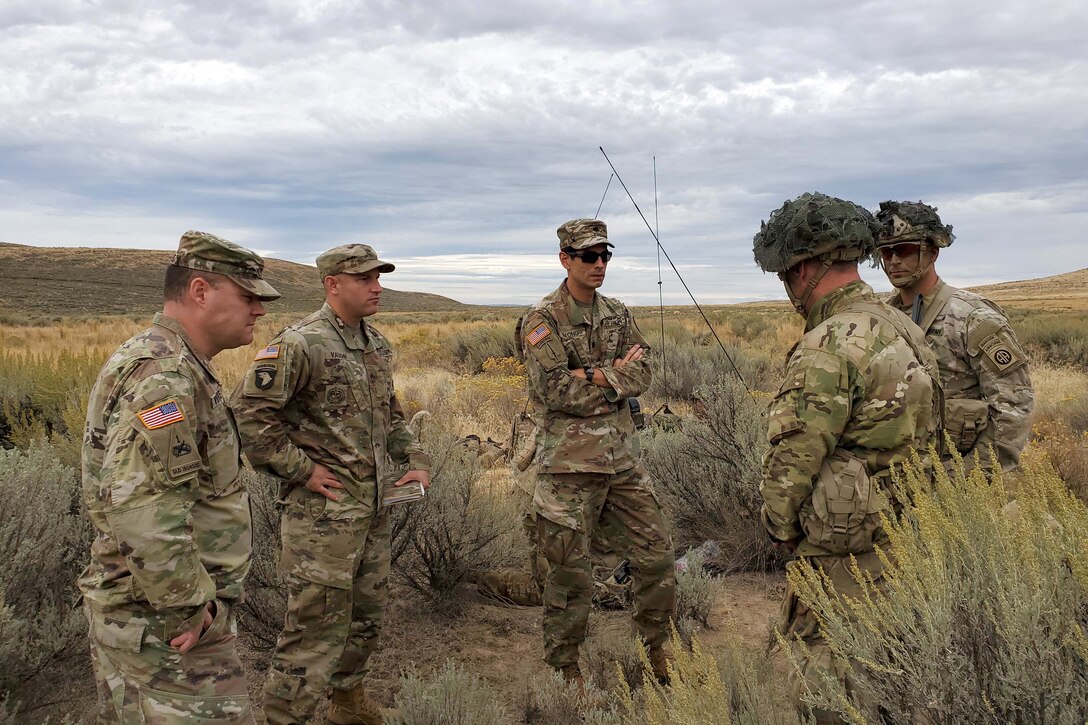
[163,264,220,302]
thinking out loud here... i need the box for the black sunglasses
[565,249,613,264]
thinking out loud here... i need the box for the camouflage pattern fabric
[762,281,936,722]
[535,467,675,668]
[890,279,1034,472]
[85,599,252,724]
[231,302,427,725]
[78,312,253,721]
[519,281,651,475]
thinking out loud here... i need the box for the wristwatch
[583,365,595,381]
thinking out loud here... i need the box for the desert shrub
[642,377,781,573]
[1012,310,1088,369]
[0,441,93,711]
[618,627,803,725]
[0,349,100,449]
[1027,420,1088,504]
[237,468,287,646]
[783,451,1088,724]
[390,428,525,601]
[581,627,645,693]
[645,343,776,402]
[674,550,722,635]
[449,323,519,373]
[395,327,458,372]
[387,660,506,725]
[522,669,622,725]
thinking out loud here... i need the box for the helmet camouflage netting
[875,200,955,248]
[752,192,880,273]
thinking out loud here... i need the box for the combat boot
[648,645,672,686]
[559,663,586,695]
[326,686,390,725]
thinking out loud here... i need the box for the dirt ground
[24,572,785,724]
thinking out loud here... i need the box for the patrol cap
[316,244,396,278]
[875,200,955,248]
[173,230,280,301]
[557,219,614,251]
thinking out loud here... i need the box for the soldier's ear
[560,251,572,271]
[323,275,339,297]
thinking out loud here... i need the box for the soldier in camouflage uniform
[753,193,938,724]
[231,244,429,725]
[79,231,280,724]
[875,200,1034,473]
[520,218,676,686]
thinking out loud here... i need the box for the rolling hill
[970,268,1088,311]
[0,243,467,319]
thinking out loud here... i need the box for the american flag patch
[526,324,552,346]
[254,345,280,360]
[137,400,185,430]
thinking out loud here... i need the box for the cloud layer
[2,0,1086,303]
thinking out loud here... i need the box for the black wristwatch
[583,365,595,381]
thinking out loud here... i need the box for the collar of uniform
[560,280,595,327]
[805,280,875,332]
[151,312,220,382]
[889,277,946,313]
[320,302,366,350]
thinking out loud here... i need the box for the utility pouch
[799,450,888,555]
[628,398,645,430]
[944,398,989,453]
[510,411,537,472]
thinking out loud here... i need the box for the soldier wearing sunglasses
[876,200,1034,473]
[518,218,676,688]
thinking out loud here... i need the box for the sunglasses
[566,249,613,264]
[879,243,923,261]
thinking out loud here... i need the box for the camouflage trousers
[778,549,887,725]
[85,599,252,724]
[264,484,390,725]
[534,465,676,669]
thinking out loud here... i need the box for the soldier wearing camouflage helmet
[875,200,1034,473]
[519,218,676,687]
[754,193,938,723]
[231,243,429,725]
[79,231,280,724]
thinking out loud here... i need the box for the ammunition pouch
[799,450,888,555]
[944,398,989,453]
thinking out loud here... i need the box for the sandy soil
[24,571,785,724]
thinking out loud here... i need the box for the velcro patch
[137,399,185,430]
[979,332,1023,373]
[254,345,280,360]
[254,364,278,390]
[526,324,552,347]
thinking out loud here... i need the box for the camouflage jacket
[761,281,937,556]
[890,278,1034,471]
[520,281,652,474]
[231,303,429,505]
[78,313,249,631]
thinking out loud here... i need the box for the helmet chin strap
[885,242,932,289]
[784,258,833,315]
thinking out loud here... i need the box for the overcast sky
[2,0,1086,305]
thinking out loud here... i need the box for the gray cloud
[1,0,1085,304]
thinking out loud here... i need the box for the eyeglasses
[566,249,613,264]
[879,243,923,262]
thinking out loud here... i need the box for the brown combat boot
[326,686,390,725]
[648,645,672,686]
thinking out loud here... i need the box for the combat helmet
[753,192,879,313]
[874,200,955,248]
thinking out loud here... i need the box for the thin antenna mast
[599,146,749,392]
[653,157,671,412]
[594,173,614,219]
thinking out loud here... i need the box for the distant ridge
[968,268,1088,311]
[0,242,467,319]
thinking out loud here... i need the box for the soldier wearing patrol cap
[754,193,938,723]
[519,218,676,687]
[79,231,279,724]
[875,201,1034,473]
[231,243,429,725]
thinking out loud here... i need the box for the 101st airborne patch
[254,364,278,390]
